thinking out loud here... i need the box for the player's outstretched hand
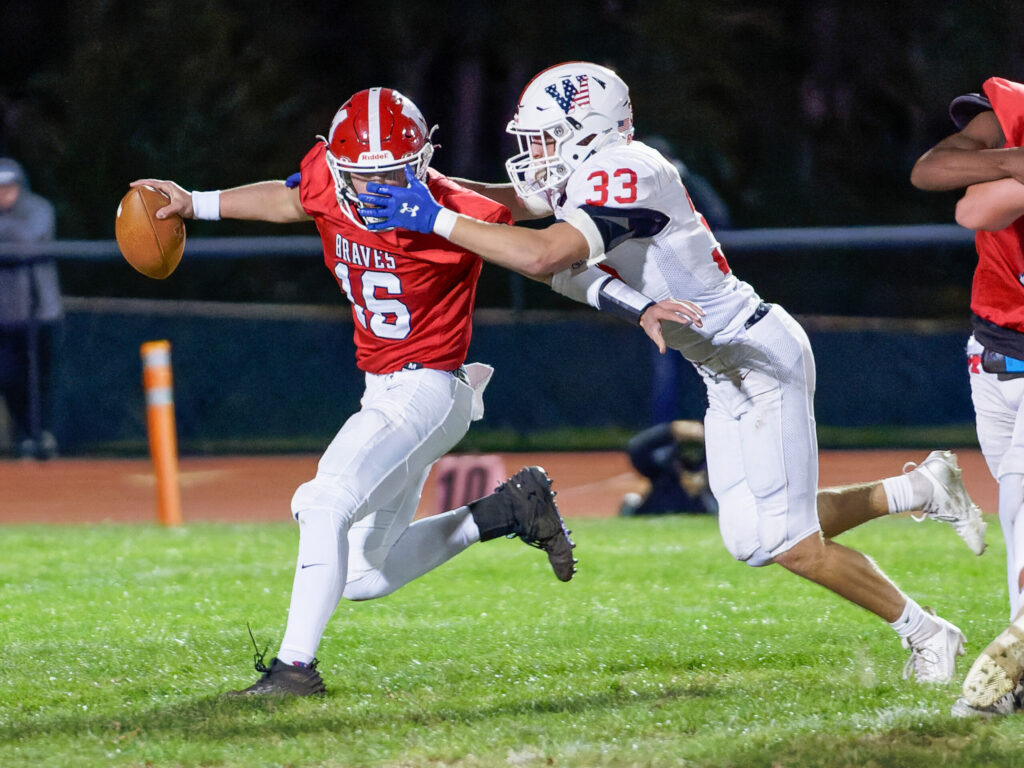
[357,165,440,233]
[130,179,193,220]
[640,298,705,353]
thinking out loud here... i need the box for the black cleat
[225,656,327,697]
[499,466,577,581]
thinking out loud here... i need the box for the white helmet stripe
[368,88,382,153]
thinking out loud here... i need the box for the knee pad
[718,514,774,567]
[742,548,775,568]
[291,477,362,524]
[342,571,391,602]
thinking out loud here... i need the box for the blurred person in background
[0,157,60,459]
[912,76,1024,718]
[364,60,986,686]
[619,419,717,516]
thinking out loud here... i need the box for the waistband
[401,362,468,383]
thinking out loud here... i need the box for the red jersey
[972,77,1024,334]
[298,142,512,374]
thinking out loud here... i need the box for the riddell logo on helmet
[359,151,395,162]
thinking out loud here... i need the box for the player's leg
[719,307,962,681]
[342,462,491,601]
[956,366,1024,713]
[228,369,471,696]
[707,402,907,625]
[346,461,575,594]
[815,482,882,537]
[978,371,1024,616]
[284,368,471,645]
[767,449,966,682]
[816,453,985,554]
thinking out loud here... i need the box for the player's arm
[358,167,590,275]
[449,177,553,221]
[447,206,706,349]
[910,111,1024,190]
[445,214,591,276]
[130,178,311,223]
[955,178,1024,231]
[549,262,704,351]
[357,167,704,346]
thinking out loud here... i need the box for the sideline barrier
[22,226,983,454]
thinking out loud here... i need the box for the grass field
[3,514,1024,767]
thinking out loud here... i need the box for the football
[115,185,186,279]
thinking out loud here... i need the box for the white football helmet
[505,61,634,199]
[324,87,435,227]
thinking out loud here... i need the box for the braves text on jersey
[299,143,513,373]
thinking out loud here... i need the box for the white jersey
[553,138,819,565]
[554,139,760,362]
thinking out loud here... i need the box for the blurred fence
[0,224,981,455]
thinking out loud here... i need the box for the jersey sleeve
[560,147,671,256]
[983,77,1024,147]
[298,142,337,218]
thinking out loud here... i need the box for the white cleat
[951,685,1023,718]
[961,621,1024,707]
[906,450,987,555]
[903,614,966,684]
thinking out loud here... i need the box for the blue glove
[356,165,441,233]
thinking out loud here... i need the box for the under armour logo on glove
[357,165,441,233]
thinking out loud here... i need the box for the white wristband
[551,264,607,306]
[191,190,221,220]
[433,207,458,239]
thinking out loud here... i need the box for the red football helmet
[324,87,435,227]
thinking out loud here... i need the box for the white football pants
[967,335,1024,619]
[697,304,820,566]
[277,365,486,663]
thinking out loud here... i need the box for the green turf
[2,515,1022,767]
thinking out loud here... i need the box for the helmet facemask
[505,120,576,200]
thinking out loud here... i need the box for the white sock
[881,474,917,514]
[888,598,937,644]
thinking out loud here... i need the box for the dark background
[2,0,1022,316]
